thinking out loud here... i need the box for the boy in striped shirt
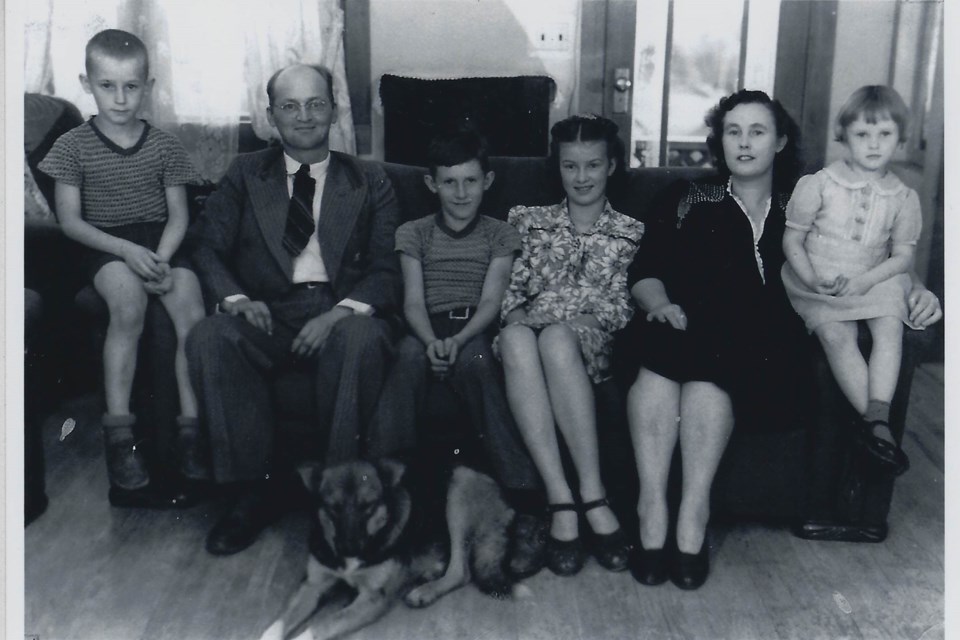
[377,129,550,577]
[38,29,207,508]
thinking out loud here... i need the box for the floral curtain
[23,0,355,182]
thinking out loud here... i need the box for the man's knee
[395,334,428,366]
[186,314,241,364]
[327,314,391,356]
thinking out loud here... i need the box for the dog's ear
[374,458,406,488]
[296,461,323,492]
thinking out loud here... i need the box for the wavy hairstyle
[705,90,802,193]
[548,113,627,199]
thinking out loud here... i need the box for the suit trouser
[186,285,396,483]
[374,327,541,493]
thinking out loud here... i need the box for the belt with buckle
[446,307,474,320]
[291,281,327,291]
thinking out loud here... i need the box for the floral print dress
[499,200,644,382]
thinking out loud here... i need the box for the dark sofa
[26,120,933,540]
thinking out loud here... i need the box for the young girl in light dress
[781,85,921,476]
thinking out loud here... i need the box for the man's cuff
[216,293,249,313]
[337,298,374,316]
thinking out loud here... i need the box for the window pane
[666,0,744,166]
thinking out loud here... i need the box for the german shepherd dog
[258,458,515,640]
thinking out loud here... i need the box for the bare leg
[93,262,148,416]
[864,316,904,443]
[499,324,576,541]
[627,368,681,549]
[538,324,618,536]
[815,320,868,414]
[676,381,734,553]
[158,268,206,418]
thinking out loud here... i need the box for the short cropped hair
[85,29,149,79]
[265,64,336,107]
[705,89,802,193]
[426,128,490,176]
[833,85,910,143]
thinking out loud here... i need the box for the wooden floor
[24,365,944,640]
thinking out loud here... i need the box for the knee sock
[863,400,891,424]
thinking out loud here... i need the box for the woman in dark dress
[624,90,807,590]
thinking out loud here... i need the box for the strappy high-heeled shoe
[581,497,629,572]
[544,503,585,577]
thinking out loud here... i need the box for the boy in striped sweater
[38,29,207,508]
[375,128,550,577]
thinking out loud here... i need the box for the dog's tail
[449,467,517,600]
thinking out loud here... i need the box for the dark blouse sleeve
[626,179,688,289]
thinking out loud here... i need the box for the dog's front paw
[404,584,441,609]
[258,619,285,640]
[290,627,316,640]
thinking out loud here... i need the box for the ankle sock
[102,413,136,444]
[863,400,891,425]
[176,415,200,435]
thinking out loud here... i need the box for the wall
[368,0,580,160]
[825,1,942,282]
[824,1,897,165]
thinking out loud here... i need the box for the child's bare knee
[815,322,856,350]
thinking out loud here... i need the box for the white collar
[282,152,330,177]
[823,160,906,196]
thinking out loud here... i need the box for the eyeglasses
[272,99,330,115]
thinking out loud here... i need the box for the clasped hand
[142,262,173,295]
[427,337,461,377]
[122,242,173,295]
[813,274,868,297]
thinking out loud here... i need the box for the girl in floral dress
[497,115,644,576]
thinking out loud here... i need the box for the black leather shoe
[545,503,585,577]
[629,542,668,586]
[205,484,288,556]
[104,438,150,490]
[508,512,548,579]
[670,542,709,590]
[582,498,629,572]
[858,420,910,476]
[108,483,199,509]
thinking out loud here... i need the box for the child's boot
[176,416,211,481]
[102,413,149,490]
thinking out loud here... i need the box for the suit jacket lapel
[317,153,365,286]
[250,149,294,279]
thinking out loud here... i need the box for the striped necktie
[282,164,316,256]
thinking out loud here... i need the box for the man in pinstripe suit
[186,64,403,555]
